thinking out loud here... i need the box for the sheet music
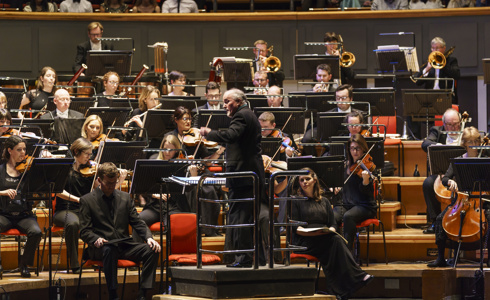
[170,176,226,186]
[401,46,419,73]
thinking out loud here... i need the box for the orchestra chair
[76,244,141,300]
[148,221,165,293]
[0,228,40,278]
[290,253,322,292]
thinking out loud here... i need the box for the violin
[79,160,98,177]
[349,153,376,179]
[91,134,119,149]
[270,130,300,156]
[361,129,372,137]
[182,128,218,148]
[15,155,35,173]
[262,155,287,174]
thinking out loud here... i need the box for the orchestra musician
[198,81,222,111]
[73,22,113,74]
[200,88,266,267]
[266,86,283,107]
[40,89,84,120]
[168,71,193,96]
[312,64,338,93]
[252,39,285,87]
[427,126,488,267]
[258,111,296,159]
[125,85,161,129]
[323,32,356,84]
[79,162,160,300]
[0,92,7,109]
[291,168,373,299]
[421,108,461,234]
[0,135,43,278]
[19,66,57,118]
[333,134,377,251]
[95,71,120,107]
[81,114,105,144]
[345,111,367,137]
[0,109,19,137]
[252,70,269,95]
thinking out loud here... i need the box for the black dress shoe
[71,267,81,274]
[423,223,436,234]
[20,265,31,278]
[427,258,448,268]
[226,262,252,268]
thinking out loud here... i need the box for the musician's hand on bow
[330,187,341,195]
[188,165,198,176]
[1,189,17,199]
[200,127,211,137]
[448,179,458,192]
[152,193,169,201]
[361,170,370,185]
[147,238,161,253]
[94,237,108,248]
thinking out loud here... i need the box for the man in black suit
[73,22,114,74]
[200,88,265,267]
[80,162,160,300]
[421,108,461,234]
[40,89,84,120]
[415,37,460,103]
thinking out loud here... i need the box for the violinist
[95,71,120,107]
[345,111,368,137]
[0,135,42,278]
[18,66,57,118]
[81,114,104,144]
[168,71,193,96]
[0,109,19,137]
[258,112,296,159]
[428,126,489,267]
[333,134,377,251]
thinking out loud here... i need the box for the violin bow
[90,119,116,191]
[192,114,213,159]
[343,142,377,185]
[268,113,294,164]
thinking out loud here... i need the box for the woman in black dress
[0,135,42,278]
[95,71,120,107]
[292,167,373,299]
[19,66,57,117]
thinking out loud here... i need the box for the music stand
[46,97,95,115]
[353,88,396,116]
[483,58,490,85]
[11,120,52,139]
[223,61,253,83]
[51,118,86,145]
[86,107,132,128]
[329,136,385,169]
[375,49,409,74]
[142,109,175,139]
[317,112,349,142]
[109,98,138,110]
[130,159,190,293]
[246,95,269,110]
[427,145,465,175]
[0,87,24,109]
[20,158,73,299]
[197,109,230,131]
[451,157,490,272]
[287,156,345,188]
[157,97,206,112]
[261,137,283,158]
[96,140,146,169]
[288,92,337,119]
[86,50,133,76]
[253,107,305,135]
[293,55,340,82]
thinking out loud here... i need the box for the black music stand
[96,140,146,169]
[293,55,340,82]
[261,137,283,158]
[287,156,345,188]
[109,97,138,109]
[483,58,490,85]
[253,107,305,135]
[329,136,385,169]
[130,159,190,294]
[317,112,349,142]
[86,50,133,76]
[452,157,490,278]
[402,89,452,138]
[142,109,175,139]
[46,97,95,115]
[352,88,396,116]
[375,49,409,75]
[86,107,132,128]
[20,158,73,300]
[51,118,86,145]
[427,145,465,175]
[0,87,24,109]
[246,95,269,110]
[223,61,253,85]
[9,121,52,139]
[158,98,206,112]
[197,109,230,131]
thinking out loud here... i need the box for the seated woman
[292,168,373,299]
[428,126,489,267]
[0,136,42,277]
[168,71,194,96]
[0,109,19,137]
[95,71,120,107]
[81,114,104,144]
[132,0,161,12]
[125,85,161,129]
[100,0,129,12]
[23,0,57,11]
[333,134,377,251]
[19,66,57,118]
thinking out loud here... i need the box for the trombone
[338,35,355,68]
[263,45,282,73]
[410,46,455,83]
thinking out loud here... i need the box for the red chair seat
[290,253,319,262]
[169,254,221,265]
[85,259,139,268]
[384,139,402,146]
[149,222,164,232]
[356,219,380,228]
[208,166,223,172]
[1,228,26,236]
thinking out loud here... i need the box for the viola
[361,129,372,137]
[91,134,119,149]
[15,155,35,173]
[270,130,300,156]
[262,155,287,174]
[349,153,376,179]
[79,161,97,177]
[182,128,218,148]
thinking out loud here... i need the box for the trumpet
[262,45,282,73]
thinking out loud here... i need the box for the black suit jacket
[80,188,151,245]
[421,126,447,153]
[40,109,84,119]
[73,40,114,73]
[206,105,265,190]
[415,56,460,102]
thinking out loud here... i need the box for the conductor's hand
[1,189,17,199]
[147,238,161,253]
[94,237,108,248]
[200,127,211,137]
[448,179,458,192]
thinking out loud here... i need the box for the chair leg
[380,221,388,264]
[366,226,370,267]
[122,268,127,300]
[76,260,87,299]
[98,267,102,300]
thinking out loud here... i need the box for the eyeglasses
[107,81,119,85]
[180,117,191,121]
[336,96,349,101]
[82,151,92,156]
[256,78,268,82]
[206,94,221,99]
[349,147,362,152]
[58,98,71,103]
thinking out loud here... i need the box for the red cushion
[170,213,197,254]
[52,226,64,233]
[85,259,138,268]
[384,139,402,146]
[1,228,25,236]
[169,254,221,265]
[290,253,319,262]
[149,222,164,232]
[208,166,223,172]
[356,219,380,228]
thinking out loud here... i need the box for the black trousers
[0,213,42,266]
[133,208,161,243]
[54,210,80,268]
[333,205,376,250]
[423,175,441,222]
